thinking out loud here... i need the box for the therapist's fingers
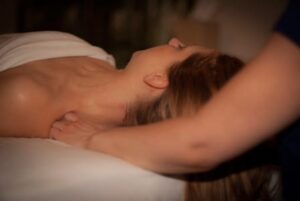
[52,121,66,131]
[49,122,92,148]
[64,112,78,122]
[51,118,92,137]
[49,126,61,140]
[50,119,73,139]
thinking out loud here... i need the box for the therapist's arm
[82,33,300,173]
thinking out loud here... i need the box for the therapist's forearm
[87,117,216,173]
[88,33,300,173]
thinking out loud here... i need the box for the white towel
[0,31,115,72]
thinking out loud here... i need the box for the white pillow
[0,138,184,201]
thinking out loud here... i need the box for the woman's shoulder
[0,70,55,136]
[1,70,43,94]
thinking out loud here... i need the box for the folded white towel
[0,31,115,72]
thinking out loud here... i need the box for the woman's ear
[143,73,168,89]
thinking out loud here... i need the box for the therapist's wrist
[86,127,138,163]
[86,131,113,153]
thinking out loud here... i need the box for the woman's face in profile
[126,38,213,74]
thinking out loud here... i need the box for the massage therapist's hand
[49,112,100,148]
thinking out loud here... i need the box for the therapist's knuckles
[49,127,56,139]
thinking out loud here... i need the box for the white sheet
[0,31,115,72]
[0,138,184,201]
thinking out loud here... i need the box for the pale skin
[51,33,300,174]
[0,37,210,138]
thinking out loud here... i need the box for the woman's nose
[168,38,186,48]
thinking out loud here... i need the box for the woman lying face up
[52,50,280,201]
[0,33,212,138]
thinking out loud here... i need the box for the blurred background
[0,0,287,67]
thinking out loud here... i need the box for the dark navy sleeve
[274,0,300,46]
[278,120,300,201]
[274,3,300,201]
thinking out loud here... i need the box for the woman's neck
[74,58,137,128]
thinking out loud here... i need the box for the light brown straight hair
[124,53,280,201]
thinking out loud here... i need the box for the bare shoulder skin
[0,56,115,138]
[0,38,190,139]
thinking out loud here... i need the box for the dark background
[0,0,286,66]
[0,0,196,67]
